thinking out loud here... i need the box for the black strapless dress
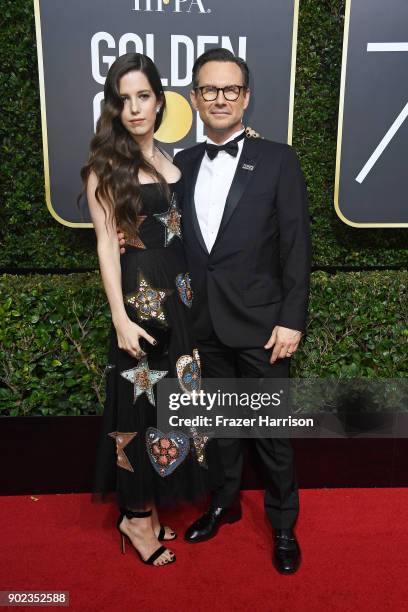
[93,180,212,509]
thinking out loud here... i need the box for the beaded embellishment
[245,125,262,138]
[123,215,147,249]
[175,272,193,308]
[176,349,201,394]
[108,431,137,472]
[124,270,172,326]
[153,193,182,246]
[104,364,116,376]
[120,356,167,406]
[191,427,209,468]
[146,427,190,477]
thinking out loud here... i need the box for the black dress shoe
[273,529,301,574]
[184,503,242,543]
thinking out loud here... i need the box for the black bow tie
[205,131,245,160]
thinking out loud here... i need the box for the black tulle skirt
[93,221,220,510]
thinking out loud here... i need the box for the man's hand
[264,325,302,365]
[117,228,126,254]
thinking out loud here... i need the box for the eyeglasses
[196,85,246,102]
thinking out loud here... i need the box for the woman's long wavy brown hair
[79,53,169,236]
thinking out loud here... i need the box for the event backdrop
[34,0,299,226]
[1,0,406,419]
[335,0,408,227]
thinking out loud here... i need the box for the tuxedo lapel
[213,137,261,247]
[184,144,208,255]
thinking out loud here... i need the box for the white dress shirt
[194,128,245,253]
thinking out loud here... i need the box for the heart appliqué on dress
[146,428,190,477]
[176,349,201,394]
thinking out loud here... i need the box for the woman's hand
[114,315,156,359]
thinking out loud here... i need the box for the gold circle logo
[155,91,193,144]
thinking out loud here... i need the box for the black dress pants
[197,332,299,530]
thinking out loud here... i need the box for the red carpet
[1,489,408,611]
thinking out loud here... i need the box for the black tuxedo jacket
[173,135,311,348]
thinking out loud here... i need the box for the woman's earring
[156,107,161,114]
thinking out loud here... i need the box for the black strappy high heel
[117,509,176,566]
[157,525,177,541]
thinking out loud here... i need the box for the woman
[81,53,207,567]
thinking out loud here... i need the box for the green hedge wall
[1,0,407,269]
[1,271,407,417]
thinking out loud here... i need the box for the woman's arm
[87,172,156,357]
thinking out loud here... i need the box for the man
[119,48,311,573]
[175,48,311,575]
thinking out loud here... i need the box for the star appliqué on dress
[153,193,182,246]
[120,356,168,406]
[124,270,172,325]
[124,215,147,249]
[108,431,137,472]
